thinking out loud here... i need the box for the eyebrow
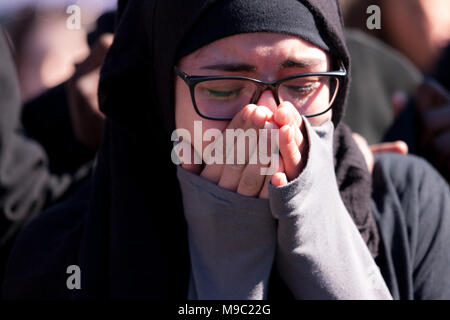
[201,58,324,72]
[280,58,323,69]
[201,63,257,72]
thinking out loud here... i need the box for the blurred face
[382,0,450,71]
[174,32,332,155]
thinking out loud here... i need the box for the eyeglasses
[174,62,347,121]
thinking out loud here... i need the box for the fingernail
[255,107,268,121]
[261,106,274,118]
[396,141,409,154]
[264,121,276,130]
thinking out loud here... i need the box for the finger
[278,124,302,181]
[218,106,272,191]
[271,172,288,187]
[259,154,284,198]
[259,174,271,199]
[370,141,409,155]
[274,100,307,157]
[177,140,203,174]
[201,104,257,183]
[273,101,303,128]
[217,105,271,191]
[237,121,280,197]
[291,123,307,172]
[237,163,266,197]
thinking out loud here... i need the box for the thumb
[271,172,288,187]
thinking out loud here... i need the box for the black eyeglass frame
[174,61,347,121]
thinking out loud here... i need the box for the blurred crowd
[0,0,449,292]
[339,0,450,180]
[0,0,115,288]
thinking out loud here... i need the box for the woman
[3,0,450,300]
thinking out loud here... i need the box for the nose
[255,89,278,112]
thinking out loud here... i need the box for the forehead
[178,32,329,69]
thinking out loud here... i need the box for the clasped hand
[181,101,308,199]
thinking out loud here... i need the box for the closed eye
[208,88,241,96]
[284,83,318,95]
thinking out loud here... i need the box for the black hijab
[78,0,378,299]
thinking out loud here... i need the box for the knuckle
[239,172,260,192]
[243,104,257,118]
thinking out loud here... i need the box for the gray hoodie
[177,119,392,299]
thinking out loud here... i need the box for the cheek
[303,82,332,126]
[174,78,229,156]
[308,81,332,126]
[307,110,332,126]
[174,77,194,131]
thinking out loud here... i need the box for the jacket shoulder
[372,153,450,299]
[373,153,448,198]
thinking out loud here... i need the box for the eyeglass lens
[193,75,338,119]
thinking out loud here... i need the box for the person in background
[6,7,89,102]
[344,28,422,144]
[0,11,113,289]
[20,11,115,174]
[385,78,450,184]
[340,0,450,73]
[0,26,80,289]
[339,1,450,183]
